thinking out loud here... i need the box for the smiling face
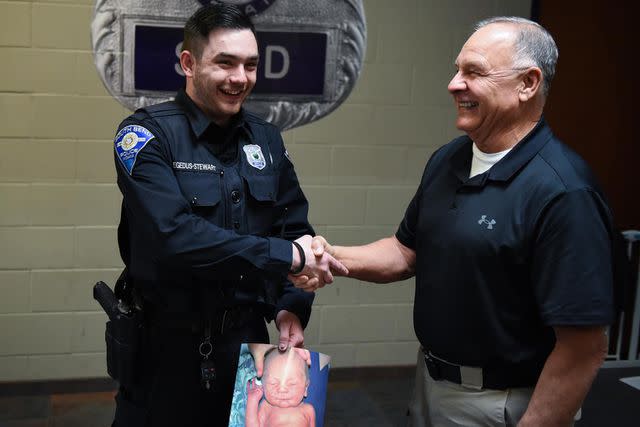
[262,350,309,408]
[184,28,258,127]
[447,23,528,148]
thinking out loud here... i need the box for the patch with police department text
[243,144,267,170]
[114,125,155,174]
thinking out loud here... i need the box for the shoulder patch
[114,125,155,174]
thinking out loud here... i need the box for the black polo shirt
[396,119,614,384]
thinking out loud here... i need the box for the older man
[294,17,614,426]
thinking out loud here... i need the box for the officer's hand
[289,235,343,290]
[275,312,312,373]
[291,235,348,291]
[275,310,305,350]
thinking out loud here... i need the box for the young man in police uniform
[112,4,345,426]
[294,17,614,426]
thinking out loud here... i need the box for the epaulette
[243,110,276,129]
[139,100,184,119]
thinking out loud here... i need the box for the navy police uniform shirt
[114,89,313,325]
[396,119,614,386]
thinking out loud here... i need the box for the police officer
[111,4,345,426]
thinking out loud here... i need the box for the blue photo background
[229,344,330,427]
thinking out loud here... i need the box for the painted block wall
[0,0,530,381]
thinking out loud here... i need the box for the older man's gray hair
[475,16,558,96]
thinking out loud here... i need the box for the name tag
[173,161,217,172]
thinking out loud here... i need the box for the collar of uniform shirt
[175,88,247,139]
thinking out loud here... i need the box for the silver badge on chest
[243,144,267,170]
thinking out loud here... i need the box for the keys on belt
[199,319,216,391]
[198,308,256,391]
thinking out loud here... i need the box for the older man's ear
[519,67,543,102]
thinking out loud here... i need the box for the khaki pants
[407,350,535,427]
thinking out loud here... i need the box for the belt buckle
[423,353,443,381]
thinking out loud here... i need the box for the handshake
[289,235,345,292]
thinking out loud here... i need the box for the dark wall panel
[538,1,639,229]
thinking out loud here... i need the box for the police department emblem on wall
[200,0,276,16]
[91,0,366,130]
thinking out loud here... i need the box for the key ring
[199,340,213,359]
[199,319,213,359]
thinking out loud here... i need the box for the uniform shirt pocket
[243,174,278,203]
[176,172,223,223]
[242,174,279,235]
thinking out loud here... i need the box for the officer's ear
[180,50,196,78]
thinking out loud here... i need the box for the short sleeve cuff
[395,227,415,250]
[541,307,615,327]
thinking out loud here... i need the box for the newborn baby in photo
[246,347,316,427]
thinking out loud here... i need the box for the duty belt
[145,305,261,335]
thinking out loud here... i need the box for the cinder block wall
[0,0,530,381]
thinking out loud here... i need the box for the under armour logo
[478,215,496,229]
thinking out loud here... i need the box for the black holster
[94,271,144,389]
[105,311,144,388]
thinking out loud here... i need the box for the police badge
[242,144,267,170]
[91,0,366,130]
